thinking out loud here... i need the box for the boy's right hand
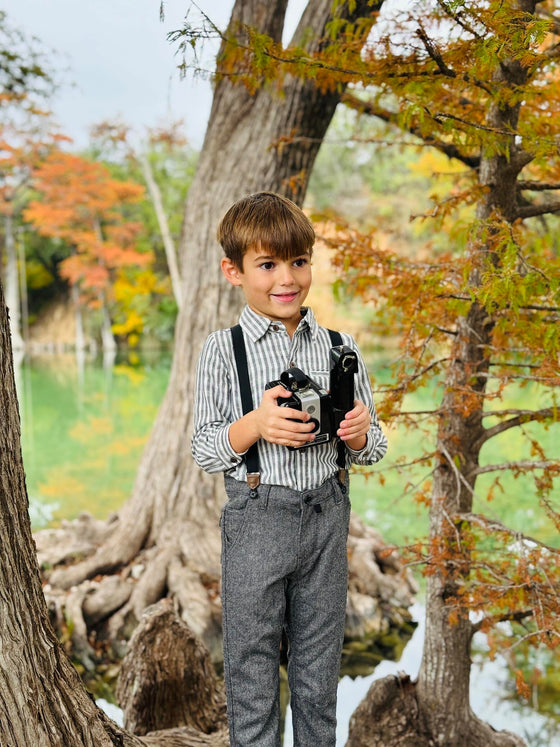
[254,385,317,448]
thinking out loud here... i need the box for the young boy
[192,192,387,747]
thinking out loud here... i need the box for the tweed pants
[221,474,351,747]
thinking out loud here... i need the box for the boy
[192,192,387,746]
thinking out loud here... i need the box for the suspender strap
[230,325,260,488]
[327,329,348,481]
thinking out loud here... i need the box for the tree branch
[415,25,455,77]
[378,358,451,393]
[471,609,533,635]
[518,180,560,191]
[473,460,558,476]
[457,512,560,555]
[341,92,480,168]
[516,199,560,219]
[435,0,483,40]
[480,407,555,443]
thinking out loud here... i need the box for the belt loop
[257,485,269,510]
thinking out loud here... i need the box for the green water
[20,352,557,552]
[19,351,171,528]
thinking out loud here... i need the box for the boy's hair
[217,192,315,269]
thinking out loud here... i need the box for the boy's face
[221,246,312,335]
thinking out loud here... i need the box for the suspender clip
[247,473,260,489]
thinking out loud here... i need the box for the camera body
[265,345,358,450]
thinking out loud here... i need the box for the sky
[3,0,306,150]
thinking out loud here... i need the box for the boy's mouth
[271,291,299,303]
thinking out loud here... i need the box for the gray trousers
[221,475,351,747]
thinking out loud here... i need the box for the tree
[89,118,197,317]
[292,1,558,744]
[40,0,417,675]
[23,150,148,350]
[0,10,60,350]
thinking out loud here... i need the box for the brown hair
[217,192,315,269]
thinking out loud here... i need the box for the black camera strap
[327,331,349,483]
[230,324,347,488]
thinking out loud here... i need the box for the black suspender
[230,325,347,487]
[231,324,261,488]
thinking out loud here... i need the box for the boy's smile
[221,247,312,336]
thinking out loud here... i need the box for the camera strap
[327,330,349,484]
[230,324,347,488]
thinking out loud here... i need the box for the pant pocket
[221,483,252,546]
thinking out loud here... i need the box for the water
[16,352,559,744]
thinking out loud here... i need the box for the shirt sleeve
[191,334,245,474]
[344,336,388,466]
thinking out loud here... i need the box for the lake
[16,350,559,745]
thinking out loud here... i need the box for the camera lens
[341,354,354,371]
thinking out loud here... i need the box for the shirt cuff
[217,424,246,468]
[345,434,368,457]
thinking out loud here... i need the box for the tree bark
[117,599,227,738]
[4,211,24,350]
[43,0,406,668]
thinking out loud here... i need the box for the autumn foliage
[24,151,148,310]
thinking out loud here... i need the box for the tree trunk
[4,211,24,351]
[117,599,227,738]
[347,2,535,744]
[139,152,183,310]
[0,276,132,746]
[43,0,406,667]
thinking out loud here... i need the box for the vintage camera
[265,345,358,449]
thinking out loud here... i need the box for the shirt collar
[239,305,319,342]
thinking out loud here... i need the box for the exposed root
[117,600,227,738]
[107,544,177,643]
[35,511,119,570]
[347,674,527,747]
[38,509,416,681]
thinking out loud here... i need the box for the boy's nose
[278,263,295,284]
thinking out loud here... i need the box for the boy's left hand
[337,399,371,450]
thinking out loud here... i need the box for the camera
[265,345,358,450]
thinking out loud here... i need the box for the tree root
[38,509,416,677]
[117,599,227,738]
[347,674,527,747]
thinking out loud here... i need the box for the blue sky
[4,0,306,150]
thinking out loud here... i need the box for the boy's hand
[337,399,370,450]
[255,385,317,448]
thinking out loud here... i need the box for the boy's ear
[221,257,243,286]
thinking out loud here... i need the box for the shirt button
[271,324,280,331]
[230,457,238,463]
[290,361,295,367]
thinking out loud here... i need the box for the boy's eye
[260,261,275,270]
[293,257,309,267]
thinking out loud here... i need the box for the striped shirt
[192,305,388,491]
